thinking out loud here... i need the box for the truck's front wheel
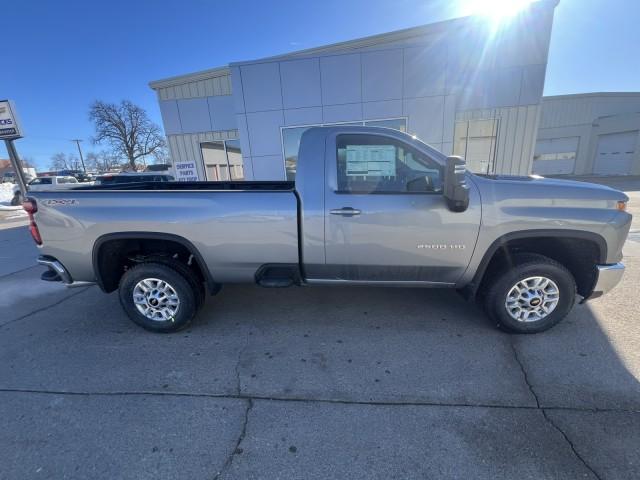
[482,254,576,334]
[119,262,199,333]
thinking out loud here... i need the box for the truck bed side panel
[31,190,299,283]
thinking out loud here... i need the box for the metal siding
[521,105,540,175]
[157,75,232,100]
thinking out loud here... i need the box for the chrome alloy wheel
[133,278,180,322]
[505,276,560,323]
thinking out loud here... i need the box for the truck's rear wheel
[119,262,199,333]
[482,254,576,334]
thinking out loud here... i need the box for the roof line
[543,92,640,100]
[149,66,230,90]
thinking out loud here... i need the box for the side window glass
[336,134,442,193]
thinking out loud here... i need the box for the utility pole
[71,139,87,172]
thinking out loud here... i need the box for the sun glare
[462,0,535,22]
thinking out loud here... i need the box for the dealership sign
[174,161,199,181]
[0,100,23,139]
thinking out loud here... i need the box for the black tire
[118,262,200,333]
[482,253,576,334]
[143,255,206,308]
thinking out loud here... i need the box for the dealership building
[149,0,639,180]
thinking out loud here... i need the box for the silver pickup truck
[26,126,631,334]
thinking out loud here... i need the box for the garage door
[532,137,579,175]
[593,131,638,175]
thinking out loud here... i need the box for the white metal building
[150,1,558,181]
[534,92,640,176]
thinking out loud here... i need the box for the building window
[200,140,244,181]
[282,118,407,181]
[453,118,499,174]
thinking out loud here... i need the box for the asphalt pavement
[0,183,639,479]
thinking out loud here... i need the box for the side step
[255,264,300,288]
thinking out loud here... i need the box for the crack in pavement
[212,398,253,480]
[212,325,254,480]
[510,339,604,480]
[0,264,39,280]
[0,286,92,329]
[1,387,638,414]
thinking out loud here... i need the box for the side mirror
[443,156,469,212]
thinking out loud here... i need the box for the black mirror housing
[443,156,470,212]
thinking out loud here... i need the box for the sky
[1,0,639,170]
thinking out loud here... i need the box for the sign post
[0,100,27,197]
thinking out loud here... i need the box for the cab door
[323,131,480,284]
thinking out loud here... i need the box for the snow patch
[0,183,17,204]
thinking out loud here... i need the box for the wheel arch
[92,231,216,293]
[467,229,607,300]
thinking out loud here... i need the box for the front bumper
[586,263,625,301]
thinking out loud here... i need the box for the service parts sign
[174,161,200,181]
[0,100,23,139]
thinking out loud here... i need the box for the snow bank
[0,183,16,204]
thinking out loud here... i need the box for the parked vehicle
[28,176,79,191]
[144,163,173,173]
[27,126,631,334]
[58,169,94,183]
[11,175,78,205]
[94,173,175,185]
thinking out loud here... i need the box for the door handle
[330,207,361,217]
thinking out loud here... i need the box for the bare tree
[84,152,99,171]
[67,154,82,170]
[89,100,166,170]
[50,153,71,171]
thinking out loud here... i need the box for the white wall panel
[442,95,457,145]
[159,100,182,135]
[361,49,403,102]
[284,107,323,126]
[362,100,403,119]
[403,45,446,98]
[404,96,444,143]
[240,63,283,112]
[208,96,237,131]
[251,155,285,180]
[235,113,252,157]
[322,103,363,123]
[520,64,546,106]
[177,98,211,133]
[230,66,245,113]
[280,59,322,109]
[320,54,362,105]
[246,110,285,156]
[485,67,522,108]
